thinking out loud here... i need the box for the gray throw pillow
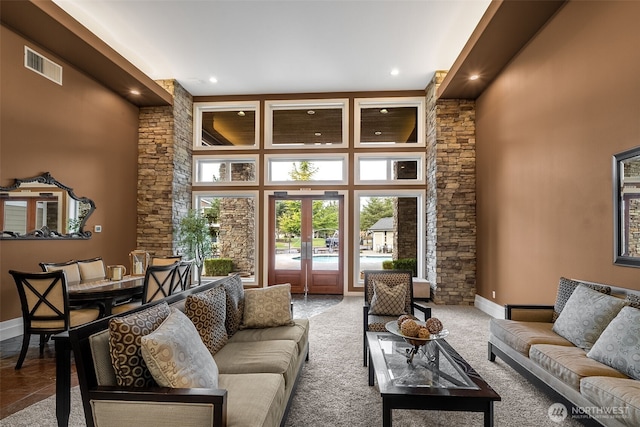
[552,285,627,351]
[587,306,640,380]
[552,277,611,322]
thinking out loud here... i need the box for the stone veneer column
[426,71,477,305]
[137,80,192,256]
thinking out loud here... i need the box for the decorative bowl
[385,321,449,347]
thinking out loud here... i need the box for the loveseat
[69,274,309,427]
[488,278,640,427]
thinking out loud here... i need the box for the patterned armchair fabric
[363,270,414,366]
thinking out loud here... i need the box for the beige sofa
[488,278,640,427]
[69,275,309,427]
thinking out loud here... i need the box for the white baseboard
[0,317,23,341]
[474,294,505,319]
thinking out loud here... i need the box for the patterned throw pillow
[368,279,407,316]
[241,283,294,329]
[552,285,627,351]
[185,286,228,355]
[141,308,219,388]
[552,277,611,321]
[587,306,640,380]
[625,293,640,309]
[108,302,171,387]
[223,275,244,336]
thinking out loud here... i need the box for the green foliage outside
[382,260,394,269]
[204,258,233,276]
[360,197,394,231]
[393,258,417,276]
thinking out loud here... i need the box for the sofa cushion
[223,275,244,337]
[553,277,611,321]
[229,318,309,355]
[489,319,573,356]
[108,302,171,387]
[369,279,406,316]
[141,308,219,388]
[552,285,627,350]
[529,344,628,391]
[219,373,286,427]
[185,286,228,355]
[241,284,294,329]
[580,376,640,427]
[587,306,640,380]
[213,340,299,387]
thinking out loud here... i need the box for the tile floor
[0,294,343,420]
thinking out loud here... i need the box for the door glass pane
[311,199,339,271]
[275,199,301,270]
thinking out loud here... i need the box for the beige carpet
[2,297,582,426]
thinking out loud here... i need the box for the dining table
[54,275,145,427]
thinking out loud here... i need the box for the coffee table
[366,331,501,427]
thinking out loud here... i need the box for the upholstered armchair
[363,270,431,366]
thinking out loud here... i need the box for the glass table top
[374,333,480,390]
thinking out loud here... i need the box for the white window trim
[353,189,425,287]
[354,152,425,185]
[193,154,259,186]
[193,101,260,150]
[192,190,259,287]
[354,96,426,148]
[264,153,348,186]
[264,99,349,149]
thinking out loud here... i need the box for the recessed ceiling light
[314,132,322,136]
[307,110,315,115]
[380,109,388,114]
[209,76,218,83]
[374,131,382,136]
[390,68,399,76]
[130,89,140,95]
[237,111,246,117]
[469,74,480,81]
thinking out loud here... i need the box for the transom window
[194,156,258,185]
[266,155,347,184]
[193,101,260,149]
[354,97,425,147]
[355,153,425,184]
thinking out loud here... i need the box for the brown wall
[0,25,140,322]
[476,1,640,305]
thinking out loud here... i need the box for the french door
[268,195,343,294]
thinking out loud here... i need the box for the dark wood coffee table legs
[379,395,495,427]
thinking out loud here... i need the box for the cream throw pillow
[369,279,406,316]
[141,308,219,388]
[241,283,294,329]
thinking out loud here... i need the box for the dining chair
[77,257,106,281]
[362,270,416,366]
[9,269,102,369]
[150,255,182,266]
[172,259,194,293]
[111,263,178,315]
[39,260,81,283]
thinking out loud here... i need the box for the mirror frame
[0,172,95,240]
[613,146,640,267]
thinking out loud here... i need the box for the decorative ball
[400,319,420,337]
[397,314,412,327]
[417,327,430,339]
[425,317,443,334]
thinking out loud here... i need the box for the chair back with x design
[171,259,193,293]
[142,263,179,303]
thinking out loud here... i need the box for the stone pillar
[394,197,417,260]
[426,72,477,305]
[137,80,192,256]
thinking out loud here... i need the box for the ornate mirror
[613,146,640,267]
[0,172,95,239]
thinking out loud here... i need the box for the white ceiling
[53,0,491,97]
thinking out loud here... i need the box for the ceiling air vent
[24,46,63,85]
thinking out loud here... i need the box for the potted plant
[176,209,212,285]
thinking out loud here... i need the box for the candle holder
[129,250,150,276]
